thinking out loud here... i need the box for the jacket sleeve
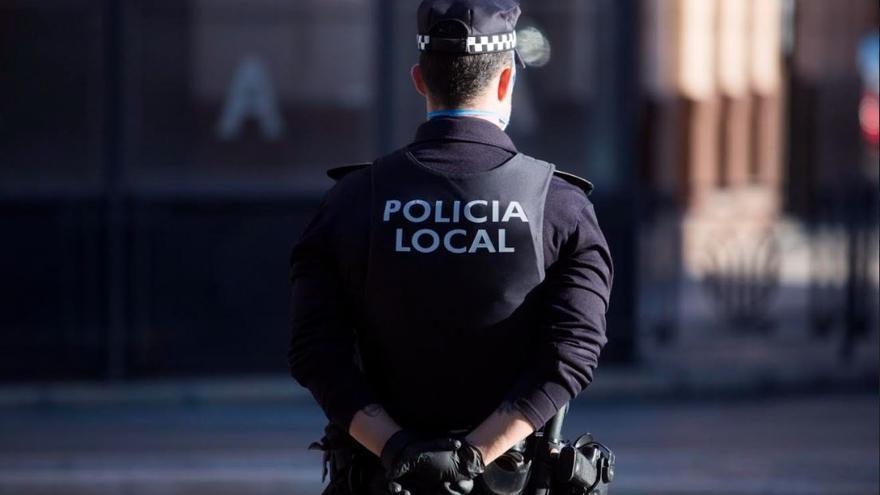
[288,190,377,432]
[505,202,614,431]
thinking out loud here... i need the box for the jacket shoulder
[328,161,593,195]
[327,162,372,181]
[552,170,594,196]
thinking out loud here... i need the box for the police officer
[288,1,613,494]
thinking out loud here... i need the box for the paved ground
[0,393,876,495]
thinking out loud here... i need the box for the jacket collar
[411,116,517,153]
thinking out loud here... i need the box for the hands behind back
[381,431,486,495]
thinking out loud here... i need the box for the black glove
[381,431,486,495]
[410,436,485,493]
[379,430,452,480]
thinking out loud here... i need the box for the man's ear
[497,66,514,102]
[411,64,429,97]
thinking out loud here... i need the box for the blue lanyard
[427,109,503,120]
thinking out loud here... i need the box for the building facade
[0,0,875,384]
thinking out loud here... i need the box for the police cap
[417,0,529,67]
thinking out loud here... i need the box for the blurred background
[0,0,877,494]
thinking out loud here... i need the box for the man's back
[290,116,613,433]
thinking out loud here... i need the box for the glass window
[124,0,377,194]
[0,1,105,191]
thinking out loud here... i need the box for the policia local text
[383,199,529,254]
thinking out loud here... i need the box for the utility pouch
[478,437,536,495]
[555,434,615,495]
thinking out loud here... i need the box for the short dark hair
[419,50,512,108]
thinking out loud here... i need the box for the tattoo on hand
[363,404,383,417]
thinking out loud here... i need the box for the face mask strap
[511,50,518,88]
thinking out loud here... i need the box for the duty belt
[308,403,615,495]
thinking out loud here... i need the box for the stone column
[717,0,752,188]
[677,0,719,208]
[749,0,783,192]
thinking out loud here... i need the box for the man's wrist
[462,435,488,468]
[380,429,412,473]
[348,404,404,458]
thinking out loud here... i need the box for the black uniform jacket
[288,116,613,433]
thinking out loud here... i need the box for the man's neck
[426,107,505,130]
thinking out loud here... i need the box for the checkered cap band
[418,34,431,51]
[417,31,517,54]
[467,31,516,53]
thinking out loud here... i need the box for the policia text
[383,199,529,254]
